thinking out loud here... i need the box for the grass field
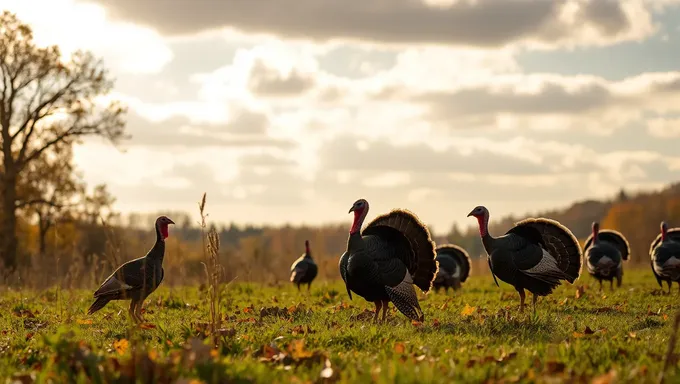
[1,268,678,383]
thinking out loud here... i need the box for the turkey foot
[373,301,383,323]
[128,300,142,324]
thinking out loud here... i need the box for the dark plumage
[88,216,175,323]
[433,244,471,293]
[290,240,318,291]
[339,199,438,322]
[650,221,680,293]
[468,206,582,313]
[583,222,629,290]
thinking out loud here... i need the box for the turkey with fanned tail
[650,221,680,293]
[433,244,471,293]
[338,199,438,322]
[290,240,318,291]
[583,222,629,290]
[467,206,582,313]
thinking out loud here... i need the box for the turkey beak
[348,206,355,214]
[168,219,175,225]
[466,210,474,217]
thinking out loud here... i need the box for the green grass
[0,269,678,383]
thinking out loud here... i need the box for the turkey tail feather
[87,296,111,315]
[508,218,582,283]
[364,209,437,292]
[584,229,631,261]
[436,244,472,282]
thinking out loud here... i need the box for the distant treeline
[7,183,680,289]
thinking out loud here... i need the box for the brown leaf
[394,342,405,354]
[76,319,93,325]
[411,320,423,328]
[546,361,566,374]
[139,323,156,329]
[584,326,595,335]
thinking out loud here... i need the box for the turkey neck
[149,224,166,261]
[476,214,496,253]
[347,208,367,253]
[592,226,599,244]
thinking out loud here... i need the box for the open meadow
[1,269,678,383]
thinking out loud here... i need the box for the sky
[2,0,680,234]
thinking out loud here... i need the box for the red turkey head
[592,222,599,239]
[467,206,490,237]
[348,199,369,234]
[305,240,310,254]
[156,216,176,240]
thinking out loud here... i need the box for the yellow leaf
[113,339,129,355]
[76,319,93,325]
[461,304,476,317]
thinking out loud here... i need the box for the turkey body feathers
[290,256,317,284]
[584,229,630,261]
[506,218,582,283]
[362,209,438,292]
[435,244,471,282]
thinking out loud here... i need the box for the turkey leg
[598,280,602,291]
[517,289,526,312]
[668,281,673,294]
[128,300,140,323]
[373,301,383,323]
[135,299,146,323]
[532,294,538,314]
[610,280,614,291]
[381,300,389,322]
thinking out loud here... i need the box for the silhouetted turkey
[583,222,629,290]
[339,199,438,322]
[467,206,582,313]
[433,244,471,293]
[290,240,318,291]
[87,216,175,323]
[650,221,680,293]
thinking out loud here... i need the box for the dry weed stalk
[198,193,224,346]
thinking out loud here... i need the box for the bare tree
[0,11,127,270]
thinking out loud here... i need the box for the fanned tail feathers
[436,244,472,282]
[509,218,582,283]
[364,209,438,292]
[87,296,111,315]
[584,229,631,261]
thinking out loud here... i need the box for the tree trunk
[37,213,48,255]
[1,171,18,270]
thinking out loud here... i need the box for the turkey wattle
[87,216,175,323]
[650,221,680,293]
[582,222,629,290]
[433,244,471,293]
[467,206,582,313]
[339,199,438,322]
[290,240,318,291]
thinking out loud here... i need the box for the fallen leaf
[575,286,585,299]
[546,361,565,374]
[584,326,595,335]
[461,304,476,317]
[394,342,405,354]
[139,323,156,330]
[113,339,129,355]
[76,319,93,325]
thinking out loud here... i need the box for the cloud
[2,0,172,74]
[647,117,680,138]
[248,60,316,97]
[121,111,295,149]
[87,0,657,49]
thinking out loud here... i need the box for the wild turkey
[650,221,680,293]
[87,216,175,323]
[339,199,438,322]
[290,240,318,291]
[433,244,471,293]
[583,222,629,290]
[467,206,582,313]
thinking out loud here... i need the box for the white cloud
[1,0,172,74]
[647,117,680,138]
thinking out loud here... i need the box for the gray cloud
[319,136,550,175]
[248,61,316,97]
[123,112,295,149]
[85,0,646,48]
